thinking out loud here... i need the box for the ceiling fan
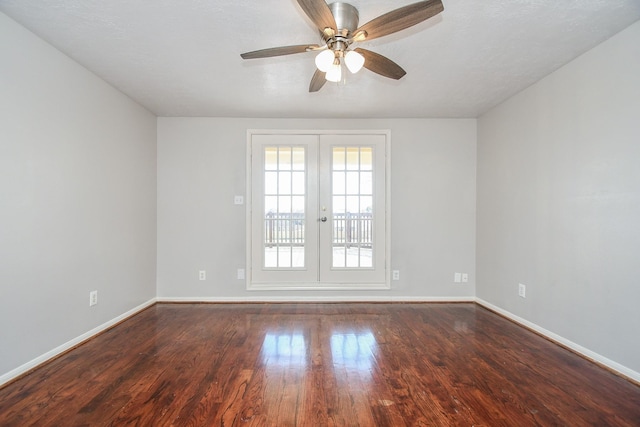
[240,0,444,92]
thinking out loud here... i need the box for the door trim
[245,129,391,291]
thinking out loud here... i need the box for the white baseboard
[475,298,640,384]
[156,296,476,303]
[0,298,157,387]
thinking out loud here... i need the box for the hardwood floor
[1,303,639,426]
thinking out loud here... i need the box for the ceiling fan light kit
[240,0,444,92]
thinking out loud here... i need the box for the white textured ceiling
[1,0,639,118]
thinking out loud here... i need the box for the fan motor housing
[329,2,359,36]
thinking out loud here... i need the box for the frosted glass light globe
[345,50,365,74]
[325,61,342,82]
[315,50,335,72]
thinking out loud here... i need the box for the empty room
[1,0,639,425]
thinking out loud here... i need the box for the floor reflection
[330,331,377,372]
[454,321,469,333]
[261,332,307,367]
[260,329,379,374]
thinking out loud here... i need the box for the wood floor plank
[1,303,639,426]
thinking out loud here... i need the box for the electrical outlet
[454,272,462,283]
[234,195,244,205]
[392,270,400,281]
[518,283,526,298]
[461,273,468,283]
[199,270,206,281]
[89,290,98,306]
[237,268,245,280]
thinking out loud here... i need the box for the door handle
[320,216,327,222]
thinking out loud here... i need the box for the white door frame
[246,129,391,291]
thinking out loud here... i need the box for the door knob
[320,216,327,222]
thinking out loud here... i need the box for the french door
[248,131,388,289]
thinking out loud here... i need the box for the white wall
[0,13,157,378]
[157,118,477,300]
[477,21,640,375]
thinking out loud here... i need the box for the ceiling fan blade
[309,69,327,92]
[353,0,444,42]
[241,44,320,59]
[355,48,406,80]
[296,0,337,33]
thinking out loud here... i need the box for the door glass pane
[279,148,291,170]
[346,172,359,194]
[360,196,373,213]
[279,196,291,213]
[292,147,305,171]
[360,251,373,267]
[278,171,291,195]
[331,146,375,269]
[265,147,278,170]
[346,248,359,267]
[278,246,291,268]
[346,195,359,213]
[360,148,372,171]
[333,171,345,195]
[333,196,345,214]
[360,172,373,195]
[333,247,346,267]
[291,249,304,268]
[292,195,305,212]
[333,148,346,170]
[264,146,305,269]
[265,196,278,214]
[265,172,278,194]
[264,247,277,268]
[346,147,359,170]
[292,172,305,194]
